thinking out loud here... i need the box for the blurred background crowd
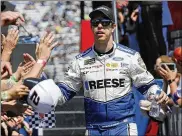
[1,1,182,136]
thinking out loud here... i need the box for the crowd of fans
[1,6,59,135]
[11,1,93,82]
[1,1,182,136]
[114,1,182,135]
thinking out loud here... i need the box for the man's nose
[98,23,103,27]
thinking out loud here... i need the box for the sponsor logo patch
[84,58,95,65]
[92,65,102,69]
[81,71,89,75]
[112,57,124,61]
[106,69,118,71]
[120,63,129,67]
[106,63,118,68]
[85,78,125,90]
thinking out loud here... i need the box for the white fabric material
[62,42,155,102]
[139,100,169,122]
[128,123,138,136]
[27,79,62,113]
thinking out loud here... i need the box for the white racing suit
[55,42,164,135]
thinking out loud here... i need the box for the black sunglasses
[91,19,113,27]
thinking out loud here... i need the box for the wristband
[176,89,182,98]
[10,75,18,82]
[168,79,175,85]
[7,78,16,89]
[171,92,180,105]
[1,91,9,101]
[37,59,47,67]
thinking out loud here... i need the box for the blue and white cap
[27,79,61,113]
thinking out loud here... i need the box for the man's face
[90,14,116,43]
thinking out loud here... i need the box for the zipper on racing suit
[104,58,108,121]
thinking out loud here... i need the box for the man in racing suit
[51,5,169,136]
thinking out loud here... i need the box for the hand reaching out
[7,84,29,100]
[21,32,58,79]
[1,28,19,62]
[23,53,36,64]
[14,53,36,80]
[36,32,58,61]
[1,28,19,52]
[1,61,12,79]
[0,11,25,26]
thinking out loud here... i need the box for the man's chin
[97,38,106,43]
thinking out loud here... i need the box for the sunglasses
[91,19,113,27]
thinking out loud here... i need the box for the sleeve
[56,58,83,105]
[40,72,48,80]
[129,52,162,99]
[176,89,182,98]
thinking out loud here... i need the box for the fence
[156,79,182,136]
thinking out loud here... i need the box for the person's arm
[22,32,58,80]
[118,11,125,23]
[162,79,168,93]
[56,58,83,105]
[129,52,169,104]
[1,29,19,61]
[130,8,139,22]
[1,61,12,79]
[21,61,45,79]
[162,80,175,107]
[170,89,182,107]
[22,59,83,111]
[1,75,17,91]
[1,55,36,91]
[177,99,182,107]
[157,64,178,94]
[1,84,29,101]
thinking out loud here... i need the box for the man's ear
[112,24,116,33]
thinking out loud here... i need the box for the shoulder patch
[75,47,92,59]
[116,44,136,55]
